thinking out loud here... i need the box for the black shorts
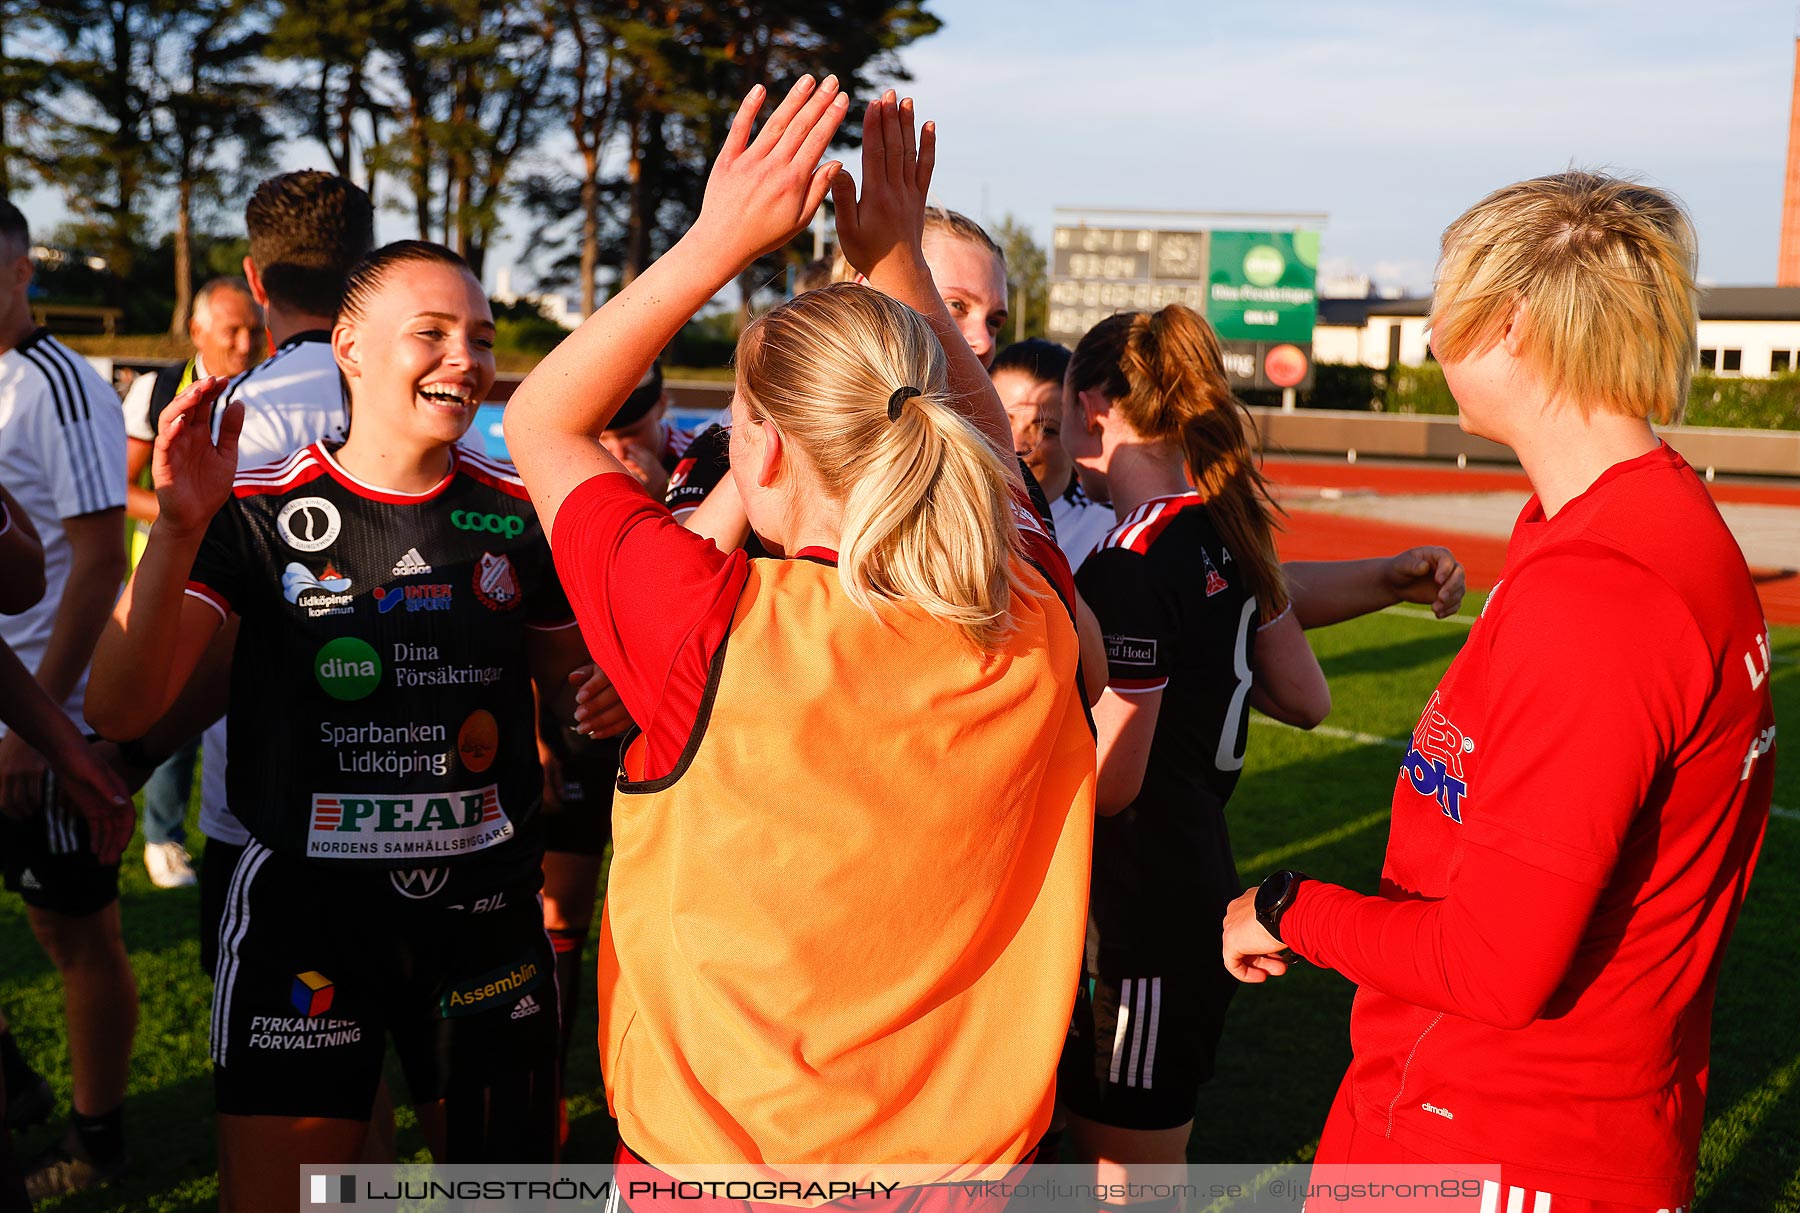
[1059,965,1237,1131]
[0,774,120,916]
[541,728,618,857]
[211,841,558,1157]
[199,837,247,978]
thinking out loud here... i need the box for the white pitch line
[1252,716,1793,820]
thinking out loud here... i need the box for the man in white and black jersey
[0,197,136,1199]
[121,276,263,891]
[114,172,375,978]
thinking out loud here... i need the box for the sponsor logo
[510,993,542,1020]
[315,638,382,701]
[388,642,504,688]
[1746,630,1773,691]
[1421,1102,1455,1121]
[458,710,499,773]
[248,1014,361,1052]
[391,547,433,577]
[472,552,520,610]
[389,867,450,900]
[1105,635,1158,666]
[18,868,40,890]
[306,784,513,859]
[372,583,453,614]
[321,720,452,778]
[445,891,511,914]
[1480,579,1503,619]
[1403,690,1475,823]
[277,497,342,552]
[450,509,525,538]
[291,971,335,1017]
[1201,547,1229,597]
[1742,724,1777,783]
[282,561,355,617]
[439,959,543,1018]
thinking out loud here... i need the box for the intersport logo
[450,509,524,537]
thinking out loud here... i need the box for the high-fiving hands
[696,75,849,271]
[831,91,938,285]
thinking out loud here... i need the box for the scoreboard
[1047,225,1320,391]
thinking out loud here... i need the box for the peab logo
[450,509,524,538]
[315,638,382,701]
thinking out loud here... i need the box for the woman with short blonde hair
[1225,171,1774,1212]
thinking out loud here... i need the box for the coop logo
[1403,691,1474,823]
[1105,635,1158,666]
[314,638,382,701]
[276,497,342,552]
[450,509,525,537]
[305,785,513,860]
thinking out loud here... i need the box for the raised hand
[698,75,849,268]
[152,376,242,535]
[830,91,938,283]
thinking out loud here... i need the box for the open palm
[152,377,243,534]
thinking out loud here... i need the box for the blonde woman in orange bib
[503,80,1095,1198]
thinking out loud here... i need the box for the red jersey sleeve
[551,473,749,779]
[1282,546,1712,1028]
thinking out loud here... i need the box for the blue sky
[15,0,1798,295]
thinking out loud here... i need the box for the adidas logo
[18,869,40,890]
[510,994,542,1020]
[391,548,432,577]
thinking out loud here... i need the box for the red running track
[1266,460,1800,626]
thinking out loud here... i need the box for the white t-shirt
[121,354,213,442]
[200,334,348,845]
[0,330,127,723]
[1050,477,1116,572]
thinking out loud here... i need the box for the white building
[1316,286,1800,377]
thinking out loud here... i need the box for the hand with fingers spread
[697,75,850,270]
[152,376,243,536]
[830,90,938,285]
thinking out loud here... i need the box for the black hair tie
[887,385,923,421]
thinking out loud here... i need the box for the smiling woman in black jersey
[88,241,588,1203]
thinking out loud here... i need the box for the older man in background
[118,276,262,890]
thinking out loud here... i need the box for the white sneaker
[144,841,197,889]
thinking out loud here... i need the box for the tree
[0,0,56,195]
[149,0,279,333]
[992,214,1046,343]
[267,0,397,198]
[27,0,166,296]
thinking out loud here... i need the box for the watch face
[1256,871,1293,920]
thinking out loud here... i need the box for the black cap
[608,362,664,429]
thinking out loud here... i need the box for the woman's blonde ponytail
[737,283,1034,652]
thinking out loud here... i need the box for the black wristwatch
[1255,870,1309,942]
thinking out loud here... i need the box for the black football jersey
[187,442,572,875]
[1074,492,1261,966]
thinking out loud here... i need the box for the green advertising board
[1047,223,1320,391]
[1205,230,1320,342]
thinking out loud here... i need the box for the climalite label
[307,784,512,860]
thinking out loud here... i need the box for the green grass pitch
[3,607,1795,1210]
